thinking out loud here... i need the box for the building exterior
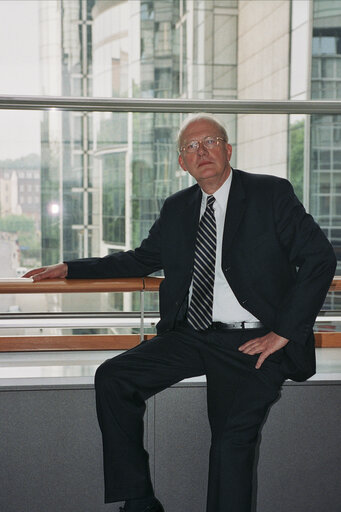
[37,0,341,298]
[39,0,97,265]
[0,168,20,218]
[0,156,41,223]
[39,0,240,312]
[0,156,41,270]
[310,0,341,270]
[236,0,291,177]
[91,0,237,259]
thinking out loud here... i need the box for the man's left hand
[238,331,289,369]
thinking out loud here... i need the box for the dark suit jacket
[66,169,336,382]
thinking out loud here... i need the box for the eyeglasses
[180,136,227,154]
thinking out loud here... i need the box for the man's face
[178,119,232,191]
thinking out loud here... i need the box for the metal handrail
[0,275,339,293]
[0,312,158,319]
[0,95,341,114]
[0,317,159,329]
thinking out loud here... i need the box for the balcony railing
[0,276,340,352]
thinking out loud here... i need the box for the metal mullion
[1,95,341,114]
[0,317,159,329]
[140,289,145,343]
[0,312,158,319]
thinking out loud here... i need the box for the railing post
[140,281,145,343]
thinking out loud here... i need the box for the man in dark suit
[26,114,336,512]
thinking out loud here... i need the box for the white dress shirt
[189,170,259,323]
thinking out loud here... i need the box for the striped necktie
[187,195,216,330]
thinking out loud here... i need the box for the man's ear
[226,143,232,161]
[178,153,187,172]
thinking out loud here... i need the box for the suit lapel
[222,169,246,255]
[180,185,202,259]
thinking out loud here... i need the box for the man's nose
[197,140,208,155]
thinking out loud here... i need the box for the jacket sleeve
[65,213,163,279]
[273,179,336,343]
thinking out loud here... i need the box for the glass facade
[0,0,340,318]
[91,0,237,259]
[102,152,126,246]
[41,0,238,314]
[40,0,97,264]
[311,0,341,273]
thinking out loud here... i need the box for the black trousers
[95,324,286,511]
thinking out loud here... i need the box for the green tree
[0,215,40,263]
[0,215,34,234]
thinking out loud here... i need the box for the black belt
[208,321,264,330]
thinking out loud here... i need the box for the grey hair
[177,114,228,152]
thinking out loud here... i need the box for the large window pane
[0,0,299,101]
[2,0,341,104]
[2,109,341,275]
[0,0,340,319]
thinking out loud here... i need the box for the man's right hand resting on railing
[23,263,68,281]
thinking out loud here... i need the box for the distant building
[0,169,20,217]
[0,156,41,224]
